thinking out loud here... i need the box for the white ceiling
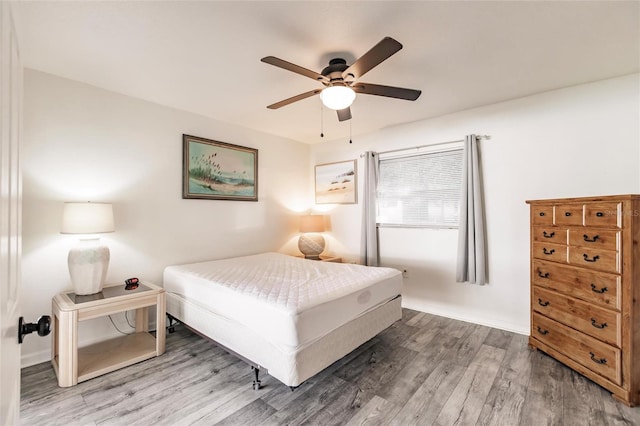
[13,1,640,144]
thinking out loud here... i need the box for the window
[377,149,463,227]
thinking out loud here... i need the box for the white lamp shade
[61,202,115,234]
[320,86,356,110]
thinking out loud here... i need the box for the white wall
[21,70,310,366]
[20,71,640,365]
[311,74,640,334]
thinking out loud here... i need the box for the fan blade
[342,37,403,80]
[261,56,329,83]
[353,82,421,101]
[337,107,352,122]
[266,89,321,109]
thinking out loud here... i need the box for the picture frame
[315,159,357,204]
[182,134,258,201]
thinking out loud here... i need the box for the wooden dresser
[526,195,640,406]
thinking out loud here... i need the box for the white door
[0,2,23,424]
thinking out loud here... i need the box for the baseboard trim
[21,349,51,368]
[401,298,529,336]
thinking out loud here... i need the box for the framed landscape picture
[182,134,258,201]
[315,160,357,204]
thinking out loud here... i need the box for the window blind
[377,149,463,227]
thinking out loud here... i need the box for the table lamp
[298,215,326,260]
[61,202,115,295]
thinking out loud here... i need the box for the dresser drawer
[533,227,567,245]
[568,246,620,274]
[555,204,583,226]
[532,313,621,385]
[584,203,621,228]
[568,228,619,251]
[532,242,567,263]
[532,206,554,225]
[532,260,620,309]
[533,286,620,346]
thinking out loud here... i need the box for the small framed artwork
[182,134,258,201]
[315,159,357,204]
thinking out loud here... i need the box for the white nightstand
[51,281,166,387]
[294,254,342,263]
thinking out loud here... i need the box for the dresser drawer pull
[565,212,572,216]
[589,352,607,365]
[583,254,600,263]
[542,248,555,255]
[536,326,549,335]
[537,270,550,279]
[539,212,546,217]
[596,212,604,217]
[583,234,600,243]
[590,284,608,294]
[537,298,550,307]
[543,231,555,238]
[590,318,608,329]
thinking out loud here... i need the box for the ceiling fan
[261,37,421,122]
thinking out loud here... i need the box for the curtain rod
[360,134,491,157]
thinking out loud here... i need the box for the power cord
[108,312,134,335]
[125,311,135,328]
[109,311,172,335]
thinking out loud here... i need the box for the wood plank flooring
[21,309,640,425]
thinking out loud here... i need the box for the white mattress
[163,252,402,351]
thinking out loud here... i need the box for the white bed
[163,252,402,387]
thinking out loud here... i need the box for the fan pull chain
[349,119,352,144]
[320,103,324,138]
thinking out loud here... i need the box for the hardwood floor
[21,309,640,425]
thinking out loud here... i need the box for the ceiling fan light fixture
[320,86,356,110]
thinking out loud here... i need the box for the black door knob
[18,315,51,344]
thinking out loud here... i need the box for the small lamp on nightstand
[61,202,115,295]
[298,214,326,260]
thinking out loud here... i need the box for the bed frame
[165,292,402,389]
[167,313,268,390]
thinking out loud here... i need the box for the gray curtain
[361,151,379,266]
[456,135,487,285]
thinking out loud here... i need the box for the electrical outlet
[402,269,409,278]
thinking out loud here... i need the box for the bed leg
[252,366,261,391]
[167,314,177,333]
[289,386,296,392]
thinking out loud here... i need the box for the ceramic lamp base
[298,233,325,260]
[68,238,110,295]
